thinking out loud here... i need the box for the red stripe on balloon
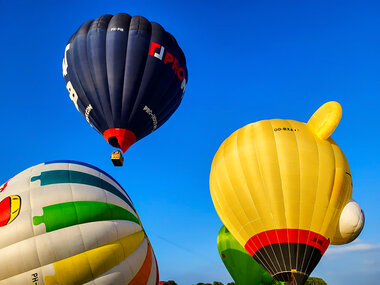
[245,229,329,256]
[128,242,153,285]
[153,247,159,285]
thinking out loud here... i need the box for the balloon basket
[111,151,124,167]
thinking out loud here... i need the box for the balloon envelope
[0,160,158,284]
[210,102,357,284]
[63,13,188,153]
[217,225,283,285]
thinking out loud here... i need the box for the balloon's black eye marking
[345,172,353,187]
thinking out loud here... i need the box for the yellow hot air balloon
[210,102,364,285]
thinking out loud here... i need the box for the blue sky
[0,0,379,284]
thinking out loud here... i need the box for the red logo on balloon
[149,42,186,82]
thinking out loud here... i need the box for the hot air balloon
[62,13,188,166]
[217,225,283,285]
[0,161,159,284]
[210,102,364,285]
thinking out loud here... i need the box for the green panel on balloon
[33,201,140,232]
[217,226,284,285]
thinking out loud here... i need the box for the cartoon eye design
[0,195,21,227]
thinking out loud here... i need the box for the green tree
[227,283,235,285]
[213,282,224,285]
[305,277,327,285]
[168,281,178,285]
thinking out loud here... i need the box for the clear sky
[0,0,379,284]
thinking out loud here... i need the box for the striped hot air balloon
[0,160,158,285]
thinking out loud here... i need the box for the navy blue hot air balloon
[63,13,188,154]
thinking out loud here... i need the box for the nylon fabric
[63,13,188,152]
[210,102,357,284]
[0,161,159,284]
[217,225,283,285]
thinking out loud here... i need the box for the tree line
[165,276,327,285]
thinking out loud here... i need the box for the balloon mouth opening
[103,128,137,153]
[245,229,329,285]
[273,272,309,284]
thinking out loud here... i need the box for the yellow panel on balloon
[45,231,144,285]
